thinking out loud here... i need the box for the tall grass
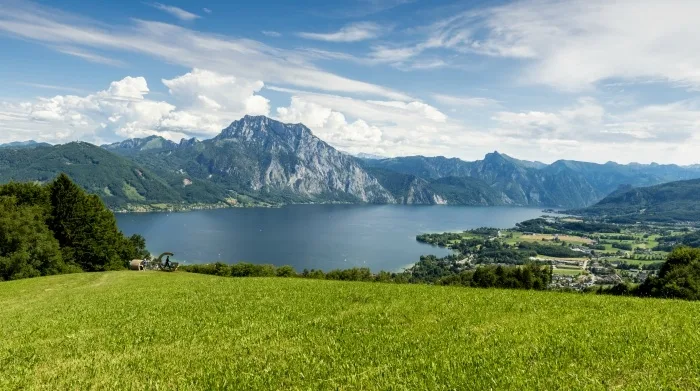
[1,271,699,390]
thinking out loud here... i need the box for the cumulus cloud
[162,68,270,117]
[0,69,270,144]
[273,89,465,155]
[277,97,383,151]
[298,22,385,42]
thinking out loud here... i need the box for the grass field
[517,233,593,244]
[552,268,583,276]
[2,272,700,390]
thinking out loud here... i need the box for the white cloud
[202,8,212,14]
[492,98,605,140]
[492,97,700,148]
[0,2,410,100]
[432,94,498,109]
[273,90,467,155]
[277,97,383,151]
[367,100,447,122]
[262,30,281,37]
[147,2,201,21]
[0,69,271,144]
[55,47,125,67]
[392,0,700,91]
[162,68,270,117]
[16,82,86,94]
[298,22,384,43]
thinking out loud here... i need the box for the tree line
[181,256,553,292]
[599,247,700,300]
[0,175,148,281]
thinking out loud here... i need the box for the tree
[47,174,137,271]
[0,197,70,280]
[0,175,149,281]
[637,247,700,300]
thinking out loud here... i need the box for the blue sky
[1,0,699,164]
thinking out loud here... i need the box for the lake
[116,205,545,272]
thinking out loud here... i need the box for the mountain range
[0,140,52,149]
[2,115,700,211]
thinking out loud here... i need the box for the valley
[415,215,693,292]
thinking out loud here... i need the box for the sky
[1,0,699,164]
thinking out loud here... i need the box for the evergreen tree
[48,174,134,271]
[0,197,69,280]
[0,174,150,280]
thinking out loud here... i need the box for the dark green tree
[47,174,135,271]
[0,196,70,280]
[637,247,700,300]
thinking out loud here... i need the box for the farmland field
[517,233,593,244]
[2,272,700,390]
[552,268,583,276]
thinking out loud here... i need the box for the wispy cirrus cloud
[262,30,281,37]
[432,94,499,109]
[298,22,385,42]
[368,0,700,91]
[16,82,87,94]
[0,2,410,100]
[146,2,201,21]
[55,47,125,67]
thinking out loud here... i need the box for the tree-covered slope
[364,152,700,208]
[364,167,437,204]
[0,142,187,208]
[428,176,505,205]
[102,135,178,156]
[571,178,700,222]
[0,140,52,149]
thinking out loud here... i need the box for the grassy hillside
[2,272,700,390]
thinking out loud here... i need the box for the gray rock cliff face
[196,116,395,203]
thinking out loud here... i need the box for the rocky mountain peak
[217,115,310,143]
[103,135,177,152]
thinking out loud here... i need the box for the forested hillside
[0,142,230,210]
[0,175,148,281]
[572,178,700,222]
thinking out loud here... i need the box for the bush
[438,264,551,290]
[276,265,296,277]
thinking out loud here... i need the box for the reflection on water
[116,204,544,272]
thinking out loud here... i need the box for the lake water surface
[116,205,544,272]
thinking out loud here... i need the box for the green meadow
[2,271,700,390]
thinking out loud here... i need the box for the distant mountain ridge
[103,136,178,155]
[0,140,52,149]
[2,115,700,210]
[363,152,700,208]
[570,178,700,223]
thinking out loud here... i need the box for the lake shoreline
[113,201,551,215]
[116,205,545,272]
